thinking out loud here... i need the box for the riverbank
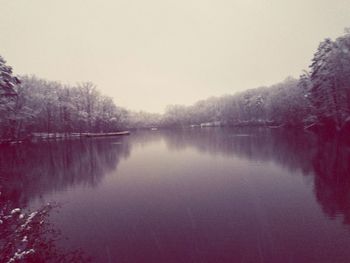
[0,131,130,145]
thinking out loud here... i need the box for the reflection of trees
[312,137,350,224]
[126,130,163,148]
[1,129,349,229]
[0,138,130,207]
[161,128,350,226]
[162,128,316,175]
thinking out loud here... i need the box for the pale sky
[1,0,350,113]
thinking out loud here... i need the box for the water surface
[1,128,350,263]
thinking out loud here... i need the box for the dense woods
[0,74,129,139]
[162,29,350,131]
[161,77,309,128]
[1,29,349,140]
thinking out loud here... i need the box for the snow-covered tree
[0,55,20,97]
[309,30,350,129]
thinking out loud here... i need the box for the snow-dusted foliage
[160,30,350,130]
[0,202,91,262]
[0,56,20,97]
[0,75,129,140]
[308,30,350,129]
[161,77,309,128]
[0,56,21,139]
[1,29,349,135]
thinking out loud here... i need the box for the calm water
[1,128,350,262]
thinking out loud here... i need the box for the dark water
[1,128,350,263]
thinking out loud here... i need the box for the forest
[1,29,350,141]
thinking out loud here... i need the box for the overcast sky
[1,0,350,112]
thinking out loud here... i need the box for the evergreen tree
[0,56,19,97]
[309,31,350,128]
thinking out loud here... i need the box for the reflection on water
[0,138,131,207]
[1,128,350,262]
[312,135,350,224]
[161,128,350,224]
[162,128,315,174]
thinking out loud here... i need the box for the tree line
[161,76,308,128]
[162,29,350,131]
[1,29,349,140]
[0,74,130,139]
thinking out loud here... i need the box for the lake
[1,128,350,263]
